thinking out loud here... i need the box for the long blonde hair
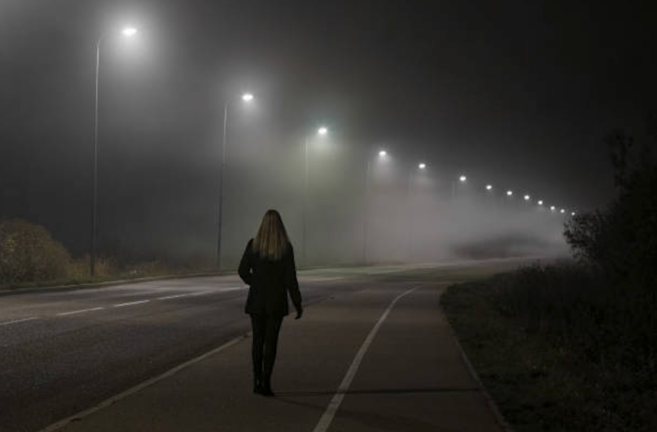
[253,209,291,261]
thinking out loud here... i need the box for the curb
[440,303,516,432]
[0,271,226,297]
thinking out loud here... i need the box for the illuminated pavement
[0,263,522,432]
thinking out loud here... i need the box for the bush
[445,264,657,432]
[0,219,71,284]
[489,264,657,366]
[564,131,657,284]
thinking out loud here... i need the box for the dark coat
[238,239,302,317]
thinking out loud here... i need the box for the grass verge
[441,266,657,432]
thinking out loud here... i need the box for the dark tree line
[565,125,657,286]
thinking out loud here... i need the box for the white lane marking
[302,276,345,282]
[37,335,248,432]
[113,300,150,308]
[312,285,422,432]
[157,294,190,300]
[56,307,104,317]
[157,287,245,301]
[0,317,39,327]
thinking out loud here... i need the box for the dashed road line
[157,294,190,301]
[56,307,105,317]
[302,276,345,282]
[113,300,150,308]
[4,288,248,325]
[0,317,39,327]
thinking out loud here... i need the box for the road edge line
[312,284,423,432]
[36,334,249,432]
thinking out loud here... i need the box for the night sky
[1,0,655,262]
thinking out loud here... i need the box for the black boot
[253,364,263,394]
[253,376,262,394]
[261,375,275,397]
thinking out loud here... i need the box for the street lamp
[538,200,543,206]
[571,211,576,216]
[121,27,138,37]
[451,174,467,198]
[90,26,139,277]
[486,184,493,191]
[216,91,255,270]
[407,162,427,260]
[363,149,388,264]
[560,208,566,214]
[302,126,329,265]
[506,190,513,196]
[550,206,556,211]
[524,194,531,201]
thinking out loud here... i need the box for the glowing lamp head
[418,163,426,169]
[524,194,530,201]
[571,211,576,216]
[459,175,467,182]
[550,206,556,211]
[538,200,543,206]
[317,127,328,136]
[378,150,387,157]
[122,27,138,37]
[241,93,254,102]
[486,184,493,190]
[560,209,565,214]
[506,190,513,196]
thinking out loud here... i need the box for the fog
[91,115,568,268]
[7,0,636,269]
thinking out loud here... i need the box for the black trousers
[250,314,283,384]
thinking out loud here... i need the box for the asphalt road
[0,272,364,432]
[0,261,525,432]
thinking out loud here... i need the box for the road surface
[0,262,520,432]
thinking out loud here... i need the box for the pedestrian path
[43,282,504,432]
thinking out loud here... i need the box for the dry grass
[0,219,214,290]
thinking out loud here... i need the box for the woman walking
[238,209,303,397]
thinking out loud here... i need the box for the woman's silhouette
[238,209,303,397]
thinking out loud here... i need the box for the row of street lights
[90,26,576,275]
[455,175,576,216]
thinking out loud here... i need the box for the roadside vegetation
[442,130,657,431]
[0,219,212,290]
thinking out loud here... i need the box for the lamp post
[90,26,138,277]
[216,92,254,270]
[363,149,387,265]
[407,162,426,260]
[302,126,328,266]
